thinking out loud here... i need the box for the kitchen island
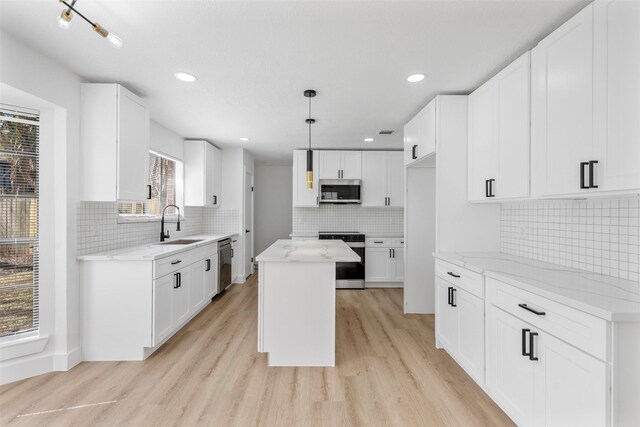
[256,239,360,367]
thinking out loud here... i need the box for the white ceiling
[0,0,589,164]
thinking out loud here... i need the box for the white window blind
[118,151,180,217]
[0,105,39,337]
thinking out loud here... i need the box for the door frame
[243,167,254,280]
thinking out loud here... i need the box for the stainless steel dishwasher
[218,238,232,293]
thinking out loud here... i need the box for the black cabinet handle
[171,260,182,265]
[147,184,152,200]
[374,241,384,244]
[412,145,418,160]
[451,288,457,307]
[518,303,546,316]
[173,273,180,289]
[487,179,495,197]
[485,179,490,198]
[392,249,395,258]
[213,195,218,205]
[589,160,598,188]
[231,248,234,257]
[529,332,539,361]
[522,328,530,357]
[205,259,211,271]
[246,229,251,233]
[580,162,589,189]
[447,286,453,305]
[447,272,460,278]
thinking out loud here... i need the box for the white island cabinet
[79,234,233,361]
[256,239,360,367]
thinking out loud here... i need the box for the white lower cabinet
[485,277,608,427]
[152,273,175,346]
[435,272,484,384]
[190,260,207,313]
[364,238,404,284]
[231,238,240,283]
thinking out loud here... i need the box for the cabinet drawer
[391,238,404,248]
[154,252,194,279]
[486,277,609,361]
[435,259,484,299]
[191,242,217,261]
[366,238,391,247]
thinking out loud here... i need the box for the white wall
[150,120,183,160]
[0,32,83,383]
[254,165,293,254]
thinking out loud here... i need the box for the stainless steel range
[318,232,365,289]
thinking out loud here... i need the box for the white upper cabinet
[319,151,362,179]
[593,0,640,193]
[404,99,436,165]
[362,151,404,207]
[532,1,639,197]
[292,150,319,207]
[81,83,150,202]
[468,51,530,201]
[184,140,222,207]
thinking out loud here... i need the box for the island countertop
[256,239,360,263]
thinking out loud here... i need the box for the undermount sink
[157,239,203,245]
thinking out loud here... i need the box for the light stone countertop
[256,239,361,263]
[433,252,640,322]
[78,234,237,261]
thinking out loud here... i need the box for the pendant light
[304,89,317,190]
[56,0,123,48]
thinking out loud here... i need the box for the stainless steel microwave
[319,179,361,204]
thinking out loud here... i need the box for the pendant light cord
[308,96,312,151]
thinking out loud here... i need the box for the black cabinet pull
[529,332,539,361]
[451,288,457,307]
[173,273,180,289]
[522,328,530,357]
[212,195,218,205]
[487,179,495,197]
[374,241,384,244]
[205,259,211,271]
[447,272,460,278]
[485,179,490,198]
[580,162,589,189]
[518,303,546,316]
[447,286,453,305]
[589,160,598,188]
[412,145,418,160]
[171,260,182,265]
[231,248,234,257]
[392,249,395,258]
[147,184,152,200]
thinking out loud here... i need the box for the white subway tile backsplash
[292,205,403,235]
[501,196,640,281]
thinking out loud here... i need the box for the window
[118,151,182,218]
[0,105,39,338]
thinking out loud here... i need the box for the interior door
[244,171,253,278]
[387,151,404,207]
[532,4,594,196]
[361,152,388,207]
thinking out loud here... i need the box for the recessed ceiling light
[364,138,374,142]
[174,72,197,82]
[407,73,425,83]
[239,137,250,142]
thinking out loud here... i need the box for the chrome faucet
[160,204,181,242]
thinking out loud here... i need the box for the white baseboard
[53,346,82,371]
[0,347,82,385]
[365,282,404,288]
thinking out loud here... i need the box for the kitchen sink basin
[157,239,203,245]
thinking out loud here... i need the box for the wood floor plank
[0,275,513,426]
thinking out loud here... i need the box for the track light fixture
[57,0,123,48]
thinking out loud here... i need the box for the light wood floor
[0,275,513,426]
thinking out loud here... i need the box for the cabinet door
[456,288,484,383]
[364,248,392,281]
[173,268,191,326]
[231,242,239,282]
[341,151,362,179]
[404,115,422,165]
[204,255,218,299]
[190,259,207,312]
[292,150,319,207]
[594,0,640,193]
[532,4,594,197]
[533,331,608,427]
[468,81,499,201]
[391,248,404,282]
[421,100,437,159]
[387,152,404,207]
[152,274,174,346]
[319,151,341,179]
[361,152,388,207]
[435,277,458,354]
[486,306,535,427]
[404,103,435,165]
[204,143,215,205]
[497,51,530,199]
[117,86,149,201]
